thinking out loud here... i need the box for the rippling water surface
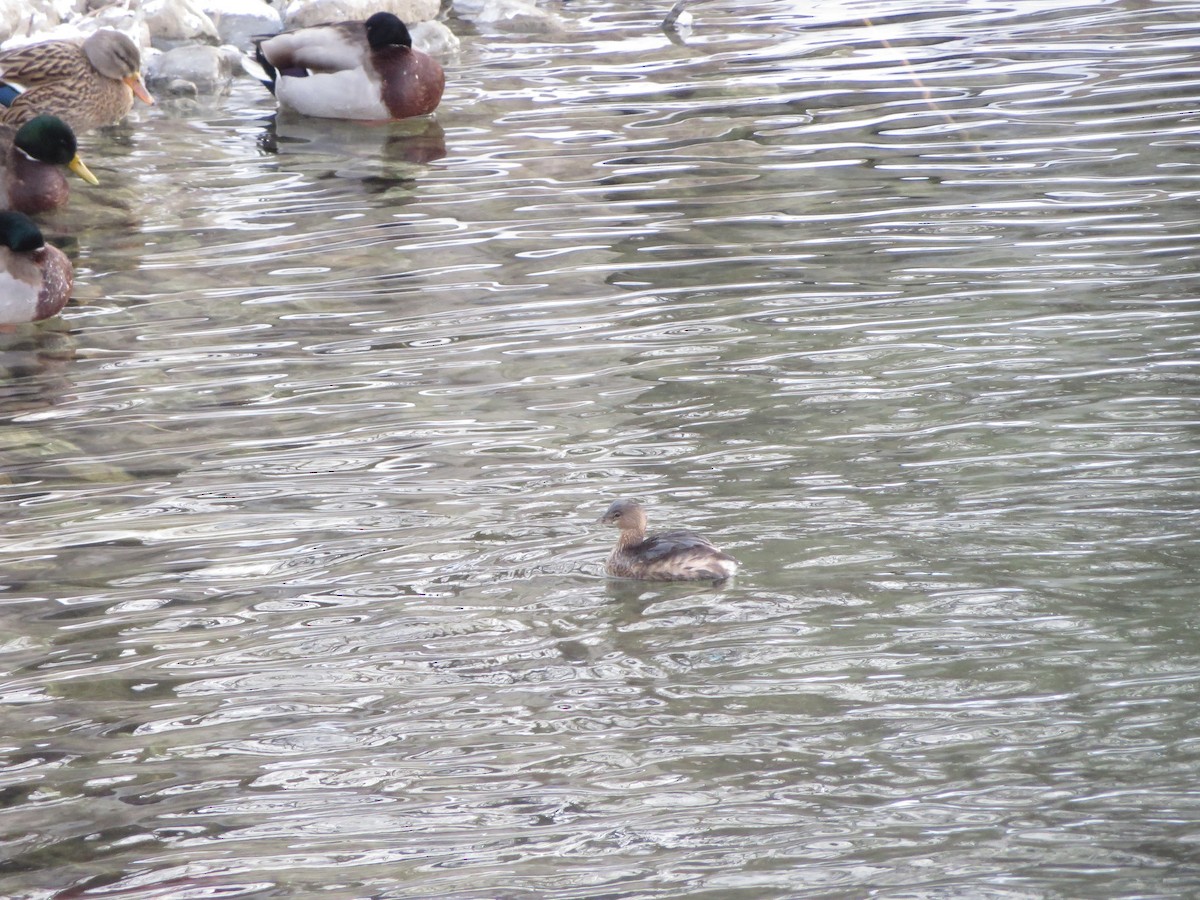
[4,1,1200,896]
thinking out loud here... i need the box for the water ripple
[4,1,1200,898]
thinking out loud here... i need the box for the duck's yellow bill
[69,154,99,186]
[127,74,155,105]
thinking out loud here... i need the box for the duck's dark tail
[242,44,277,95]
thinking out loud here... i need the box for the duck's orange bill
[126,74,155,105]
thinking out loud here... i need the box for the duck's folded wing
[0,40,83,86]
[258,23,368,75]
[636,532,737,579]
[638,531,719,560]
[0,83,74,128]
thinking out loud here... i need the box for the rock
[145,42,233,93]
[0,0,61,42]
[451,0,565,33]
[0,0,158,46]
[85,7,152,49]
[161,76,198,96]
[142,0,220,48]
[197,0,281,50]
[281,0,440,30]
[0,11,150,63]
[0,1,38,43]
[410,19,458,57]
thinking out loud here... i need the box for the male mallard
[0,210,72,325]
[2,114,98,215]
[0,29,155,133]
[254,12,444,121]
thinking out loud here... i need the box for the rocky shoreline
[0,0,564,99]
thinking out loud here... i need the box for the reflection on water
[3,1,1200,896]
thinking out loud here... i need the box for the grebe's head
[599,499,647,530]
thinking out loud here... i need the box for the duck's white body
[0,248,42,324]
[0,240,71,325]
[255,13,444,122]
[275,67,390,120]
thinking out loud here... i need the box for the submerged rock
[410,20,459,57]
[451,0,565,33]
[146,42,235,94]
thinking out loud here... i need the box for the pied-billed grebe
[599,498,739,582]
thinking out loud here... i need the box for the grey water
[3,0,1200,896]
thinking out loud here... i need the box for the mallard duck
[599,499,740,581]
[2,114,98,215]
[0,29,154,133]
[253,12,444,121]
[0,210,72,325]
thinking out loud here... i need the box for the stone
[0,10,150,60]
[160,76,198,96]
[0,0,69,43]
[452,0,564,33]
[142,0,220,48]
[410,19,458,57]
[86,7,152,49]
[145,42,233,93]
[281,0,440,30]
[197,0,281,50]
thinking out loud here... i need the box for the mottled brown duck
[0,29,154,133]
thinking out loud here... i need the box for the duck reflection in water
[258,113,446,187]
[599,498,738,582]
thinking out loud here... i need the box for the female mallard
[0,29,154,133]
[0,210,72,325]
[254,12,444,121]
[2,114,98,215]
[599,499,739,582]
